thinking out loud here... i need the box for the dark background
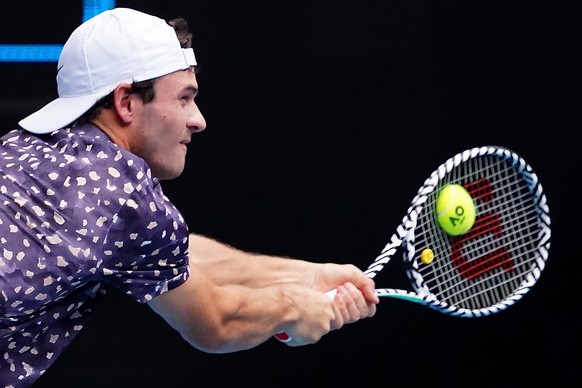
[1,1,579,386]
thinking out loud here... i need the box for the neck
[90,113,130,151]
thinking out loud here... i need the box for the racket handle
[274,289,337,343]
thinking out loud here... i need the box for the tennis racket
[275,145,551,342]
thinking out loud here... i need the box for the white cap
[19,8,197,134]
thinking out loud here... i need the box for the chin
[153,166,184,181]
[158,173,182,181]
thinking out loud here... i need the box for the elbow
[180,324,240,354]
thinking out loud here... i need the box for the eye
[179,95,195,106]
[179,88,198,102]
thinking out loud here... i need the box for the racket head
[378,146,551,317]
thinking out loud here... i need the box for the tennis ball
[436,184,476,236]
[420,248,434,264]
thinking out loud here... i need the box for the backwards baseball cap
[19,8,197,134]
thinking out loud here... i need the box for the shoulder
[3,124,154,186]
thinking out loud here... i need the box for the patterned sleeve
[97,178,190,303]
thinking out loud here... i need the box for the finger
[357,277,380,304]
[344,282,366,321]
[334,283,365,324]
[330,285,347,330]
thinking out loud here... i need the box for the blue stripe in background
[83,0,116,21]
[0,0,116,62]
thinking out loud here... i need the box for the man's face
[129,69,206,180]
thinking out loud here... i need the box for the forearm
[203,284,333,352]
[150,235,378,353]
[188,233,319,288]
[186,233,379,334]
[148,269,334,353]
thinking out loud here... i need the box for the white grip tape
[274,289,337,343]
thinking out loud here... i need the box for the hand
[312,264,379,329]
[275,280,377,345]
[278,285,336,347]
[330,282,377,330]
[312,263,375,294]
[275,263,379,345]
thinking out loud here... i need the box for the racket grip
[274,289,337,343]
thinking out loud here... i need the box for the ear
[112,83,135,124]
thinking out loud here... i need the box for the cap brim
[19,93,102,134]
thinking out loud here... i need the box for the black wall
[2,1,579,386]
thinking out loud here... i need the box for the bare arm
[188,234,378,293]
[148,233,378,353]
[147,265,336,353]
[187,234,379,329]
[187,234,320,288]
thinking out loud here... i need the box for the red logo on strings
[450,178,514,279]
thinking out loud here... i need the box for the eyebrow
[182,85,199,95]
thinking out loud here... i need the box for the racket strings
[443,260,538,309]
[422,240,541,309]
[410,153,547,310]
[416,201,540,260]
[416,238,539,309]
[424,210,541,275]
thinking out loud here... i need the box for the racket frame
[366,146,551,317]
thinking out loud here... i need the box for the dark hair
[78,17,195,123]
[168,17,193,49]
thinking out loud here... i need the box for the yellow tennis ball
[421,248,434,264]
[436,184,476,236]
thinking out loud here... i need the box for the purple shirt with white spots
[0,123,190,387]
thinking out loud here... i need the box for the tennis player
[0,8,378,387]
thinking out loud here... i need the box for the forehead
[155,69,199,92]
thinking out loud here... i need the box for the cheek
[140,104,184,145]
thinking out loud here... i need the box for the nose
[188,104,206,133]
